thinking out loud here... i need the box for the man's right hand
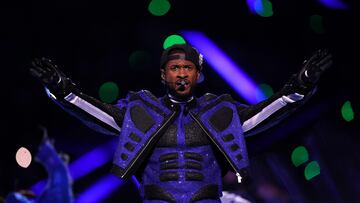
[30,57,74,97]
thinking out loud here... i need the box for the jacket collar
[162,94,197,111]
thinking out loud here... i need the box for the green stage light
[291,146,309,167]
[163,34,186,49]
[254,0,273,17]
[148,0,171,16]
[256,83,274,101]
[341,100,354,122]
[304,161,320,180]
[310,15,325,34]
[99,81,119,103]
[129,50,151,69]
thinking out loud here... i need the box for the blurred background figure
[5,127,73,203]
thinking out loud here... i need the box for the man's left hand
[298,49,333,86]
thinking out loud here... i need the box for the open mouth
[175,80,189,91]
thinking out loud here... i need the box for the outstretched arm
[239,49,332,137]
[30,58,125,136]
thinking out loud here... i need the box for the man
[30,44,332,203]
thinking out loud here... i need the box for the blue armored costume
[50,83,307,202]
[31,44,332,202]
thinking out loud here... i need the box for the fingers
[30,57,59,77]
[30,60,49,78]
[31,57,56,73]
[41,57,57,69]
[39,57,67,78]
[319,59,333,71]
[29,67,43,78]
[308,49,329,62]
[307,49,333,72]
[31,59,44,73]
[30,58,55,85]
[31,58,41,70]
[39,57,57,73]
[315,53,333,71]
[317,48,329,57]
[306,51,320,64]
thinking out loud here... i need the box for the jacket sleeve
[237,74,316,137]
[45,86,126,136]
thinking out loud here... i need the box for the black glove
[297,49,333,87]
[30,57,75,97]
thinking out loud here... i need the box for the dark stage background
[1,0,359,202]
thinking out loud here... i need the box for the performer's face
[161,53,200,98]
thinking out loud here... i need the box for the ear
[196,70,200,80]
[160,69,165,81]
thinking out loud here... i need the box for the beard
[166,82,196,101]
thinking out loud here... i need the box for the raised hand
[30,57,74,97]
[298,49,333,86]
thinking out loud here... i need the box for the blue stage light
[75,174,125,203]
[181,30,265,104]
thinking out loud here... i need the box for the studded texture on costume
[107,92,252,202]
[185,121,210,146]
[111,90,174,179]
[157,124,178,147]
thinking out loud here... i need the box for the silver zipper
[236,172,242,183]
[121,111,177,178]
[189,112,242,183]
